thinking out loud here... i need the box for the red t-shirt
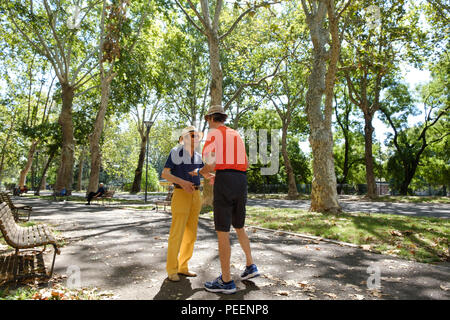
[202,125,248,172]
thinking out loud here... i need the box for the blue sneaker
[204,275,237,294]
[240,264,260,280]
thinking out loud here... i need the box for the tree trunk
[363,113,377,198]
[0,109,17,184]
[76,149,86,191]
[307,63,340,212]
[207,32,223,107]
[309,122,341,212]
[19,140,38,188]
[55,83,76,195]
[303,0,341,213]
[131,134,147,194]
[35,151,55,196]
[201,31,223,207]
[87,78,112,194]
[281,125,298,199]
[341,133,350,184]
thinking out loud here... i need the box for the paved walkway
[246,198,450,219]
[5,198,449,300]
[41,191,450,219]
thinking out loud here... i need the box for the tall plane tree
[300,0,351,213]
[340,0,417,198]
[87,0,150,194]
[6,0,103,194]
[174,0,281,206]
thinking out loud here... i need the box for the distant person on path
[192,105,259,294]
[161,125,204,282]
[86,183,106,205]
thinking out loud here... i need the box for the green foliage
[0,0,448,196]
[245,206,450,263]
[381,55,449,194]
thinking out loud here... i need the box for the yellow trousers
[166,188,202,275]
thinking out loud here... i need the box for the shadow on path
[153,276,204,300]
[153,276,261,300]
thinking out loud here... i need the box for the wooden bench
[0,192,32,222]
[154,186,174,212]
[0,202,61,281]
[92,190,115,206]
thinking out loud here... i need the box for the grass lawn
[247,193,450,204]
[201,206,449,264]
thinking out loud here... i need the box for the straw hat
[180,125,203,139]
[205,105,227,116]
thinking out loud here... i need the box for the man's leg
[166,189,191,278]
[86,192,95,204]
[178,190,201,275]
[216,231,232,283]
[235,227,253,267]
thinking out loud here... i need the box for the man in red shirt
[193,105,259,294]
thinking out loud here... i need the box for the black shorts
[213,170,247,232]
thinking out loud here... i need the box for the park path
[7,198,449,300]
[246,198,450,219]
[64,191,450,219]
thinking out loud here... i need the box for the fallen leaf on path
[298,281,309,287]
[390,230,403,237]
[381,277,402,283]
[324,292,338,299]
[368,289,383,298]
[440,284,450,291]
[345,284,362,292]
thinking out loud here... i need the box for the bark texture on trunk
[35,151,55,196]
[131,135,147,194]
[55,83,76,195]
[19,140,38,188]
[363,113,377,198]
[308,124,340,212]
[307,59,340,212]
[201,33,223,207]
[87,79,112,194]
[208,33,223,107]
[281,125,298,199]
[302,0,342,213]
[76,149,85,191]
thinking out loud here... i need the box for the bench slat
[32,225,42,244]
[37,225,49,243]
[0,202,58,252]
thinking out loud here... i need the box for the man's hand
[188,169,200,177]
[189,168,215,180]
[179,180,195,193]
